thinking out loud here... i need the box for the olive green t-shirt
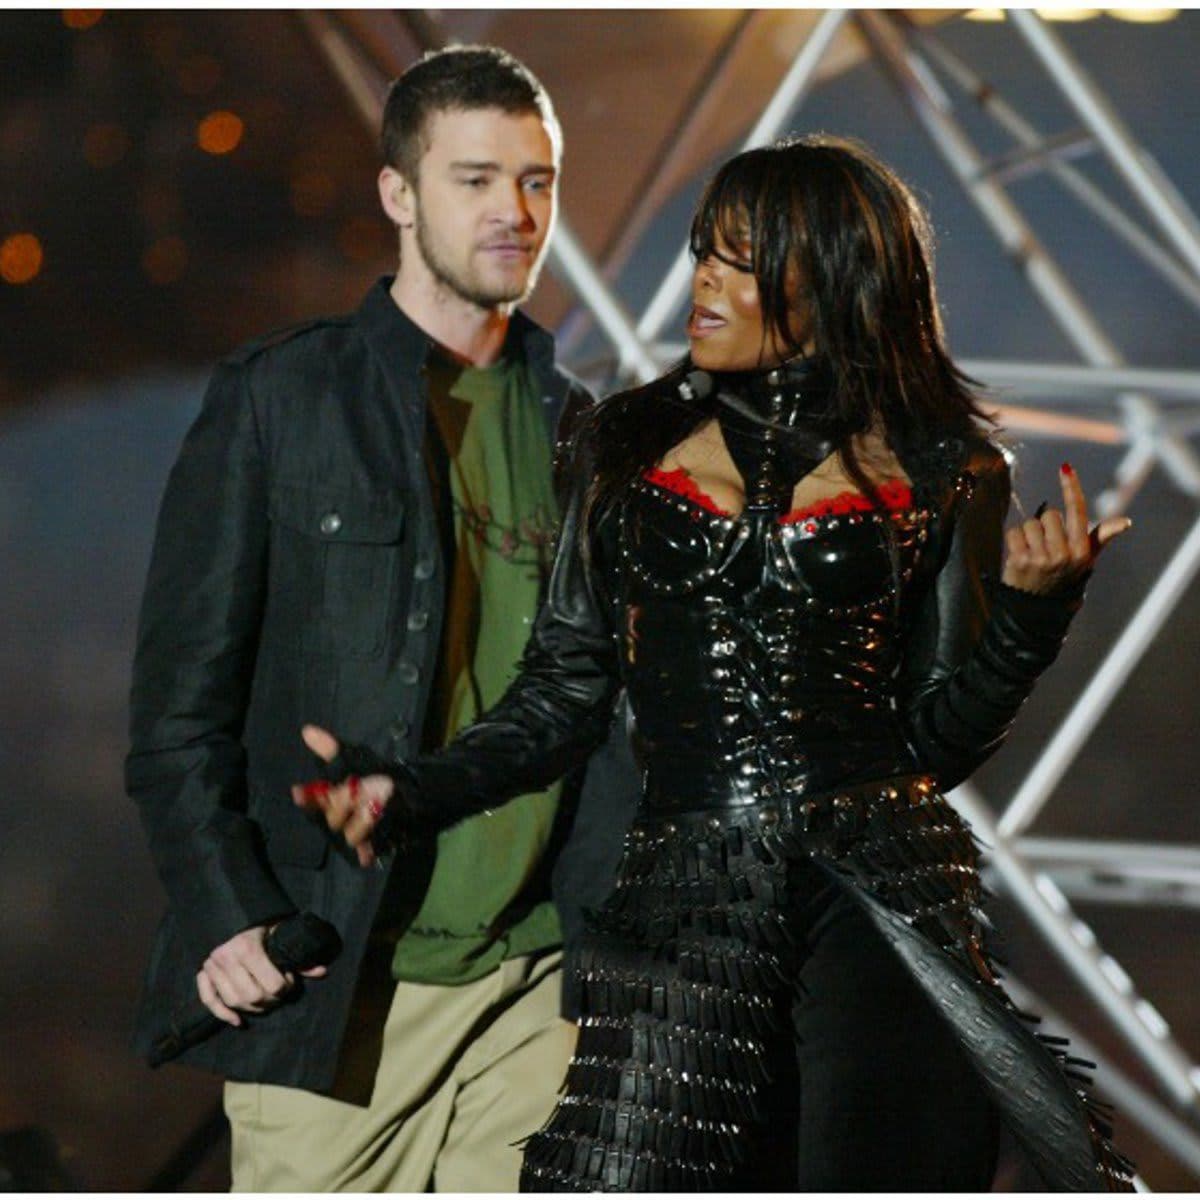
[390,349,562,984]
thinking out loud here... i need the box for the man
[127,45,634,1191]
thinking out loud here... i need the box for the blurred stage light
[0,233,44,285]
[141,236,188,285]
[83,122,130,170]
[965,9,1007,20]
[1108,8,1178,20]
[62,10,103,30]
[196,111,244,156]
[1036,8,1101,19]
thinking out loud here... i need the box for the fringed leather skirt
[520,776,1134,1192]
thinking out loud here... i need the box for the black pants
[748,867,1000,1191]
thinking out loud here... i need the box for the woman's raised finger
[1059,462,1091,558]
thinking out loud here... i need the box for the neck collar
[690,358,841,514]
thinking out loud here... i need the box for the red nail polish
[1061,462,1073,476]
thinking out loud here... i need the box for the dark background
[1,9,1197,1190]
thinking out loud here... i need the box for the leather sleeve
[126,361,295,964]
[552,381,597,505]
[398,437,624,833]
[898,440,1084,791]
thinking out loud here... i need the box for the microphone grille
[679,370,714,402]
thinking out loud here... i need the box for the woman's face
[687,228,808,373]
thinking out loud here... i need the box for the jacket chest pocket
[271,483,406,660]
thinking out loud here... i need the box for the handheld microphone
[147,912,342,1067]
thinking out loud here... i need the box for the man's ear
[378,165,415,229]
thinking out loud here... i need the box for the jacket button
[397,659,419,685]
[414,557,435,580]
[407,610,429,631]
[390,719,410,743]
[319,511,342,535]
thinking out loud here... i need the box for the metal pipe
[557,11,767,358]
[297,12,389,131]
[989,405,1126,445]
[635,9,852,345]
[1009,9,1200,282]
[860,12,1200,507]
[550,219,660,382]
[1018,837,1200,880]
[1030,870,1200,912]
[645,351,1200,403]
[857,12,1123,360]
[953,782,1200,1111]
[1098,440,1163,520]
[1017,835,1200,909]
[915,25,1200,313]
[958,360,1200,401]
[980,129,1096,187]
[998,511,1200,839]
[335,10,422,76]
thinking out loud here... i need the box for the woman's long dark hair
[580,134,992,532]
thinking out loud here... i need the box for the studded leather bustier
[620,362,931,809]
[388,364,1083,837]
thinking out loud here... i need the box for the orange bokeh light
[63,10,103,30]
[141,236,188,286]
[1,233,44,285]
[196,111,244,156]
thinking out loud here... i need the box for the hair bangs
[689,166,759,266]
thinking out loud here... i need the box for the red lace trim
[643,466,912,523]
[644,466,732,516]
[781,478,912,523]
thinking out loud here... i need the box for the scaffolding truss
[300,9,1200,1184]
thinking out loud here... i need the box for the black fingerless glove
[313,740,423,852]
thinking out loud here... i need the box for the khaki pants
[224,952,574,1192]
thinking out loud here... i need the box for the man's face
[409,107,558,309]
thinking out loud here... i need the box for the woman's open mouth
[687,305,727,338]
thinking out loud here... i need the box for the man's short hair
[381,44,561,184]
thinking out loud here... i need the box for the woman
[296,136,1133,1191]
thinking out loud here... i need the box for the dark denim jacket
[126,278,638,1089]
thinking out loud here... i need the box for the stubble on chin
[436,256,532,309]
[417,216,538,309]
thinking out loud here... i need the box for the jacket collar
[355,275,566,405]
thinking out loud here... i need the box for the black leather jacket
[380,368,1081,835]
